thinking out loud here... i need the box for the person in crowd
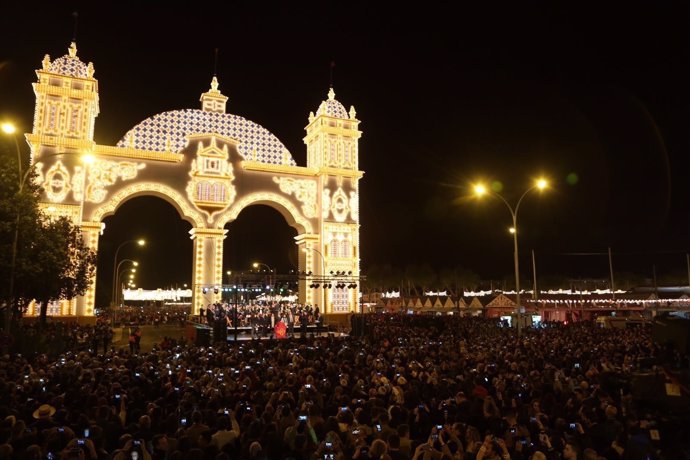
[0,315,680,459]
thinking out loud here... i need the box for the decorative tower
[26,42,101,316]
[302,87,363,313]
[27,41,99,222]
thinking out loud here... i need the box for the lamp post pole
[253,262,274,299]
[111,239,145,306]
[474,180,547,337]
[227,270,238,341]
[117,266,137,306]
[2,123,35,327]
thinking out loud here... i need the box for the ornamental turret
[31,42,99,142]
[304,87,361,170]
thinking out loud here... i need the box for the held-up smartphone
[569,423,577,430]
[77,439,85,446]
[84,428,90,438]
[180,418,187,426]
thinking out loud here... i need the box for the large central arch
[25,42,363,317]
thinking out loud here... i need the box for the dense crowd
[110,308,189,328]
[0,315,686,460]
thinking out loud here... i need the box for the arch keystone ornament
[26,43,363,317]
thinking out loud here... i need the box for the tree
[0,143,43,328]
[439,266,481,296]
[17,216,97,325]
[404,264,437,296]
[0,142,96,328]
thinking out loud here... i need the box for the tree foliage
[0,142,97,327]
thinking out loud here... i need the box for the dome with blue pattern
[48,42,91,78]
[116,109,296,166]
[316,87,348,119]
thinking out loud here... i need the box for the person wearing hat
[30,404,57,432]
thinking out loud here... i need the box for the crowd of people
[0,314,686,460]
[110,308,189,328]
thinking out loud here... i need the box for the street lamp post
[2,123,24,325]
[120,271,136,306]
[111,239,145,306]
[226,270,239,341]
[116,263,138,306]
[474,179,548,337]
[252,262,274,296]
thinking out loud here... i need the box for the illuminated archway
[27,43,363,317]
[92,183,205,227]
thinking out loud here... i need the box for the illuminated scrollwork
[44,160,71,202]
[88,159,146,203]
[273,177,317,218]
[322,189,331,218]
[349,190,359,220]
[330,187,350,222]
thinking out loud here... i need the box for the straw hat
[33,404,56,419]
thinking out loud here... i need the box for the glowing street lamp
[111,239,145,305]
[252,262,273,292]
[116,265,138,306]
[473,178,548,336]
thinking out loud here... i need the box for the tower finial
[68,41,78,58]
[72,11,79,42]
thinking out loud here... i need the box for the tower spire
[72,11,79,42]
[200,53,228,114]
[213,48,219,77]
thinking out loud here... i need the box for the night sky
[2,3,690,300]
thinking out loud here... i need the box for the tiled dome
[116,109,296,166]
[48,42,90,78]
[315,87,348,119]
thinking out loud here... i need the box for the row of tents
[370,291,690,317]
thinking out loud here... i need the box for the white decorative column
[295,233,323,308]
[75,221,102,316]
[190,228,227,316]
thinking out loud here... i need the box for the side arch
[216,192,313,234]
[91,182,206,227]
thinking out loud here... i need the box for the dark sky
[2,2,690,298]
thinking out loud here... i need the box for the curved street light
[111,239,145,305]
[473,178,548,336]
[115,260,138,306]
[252,262,274,293]
[301,247,326,275]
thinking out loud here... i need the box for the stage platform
[189,322,347,345]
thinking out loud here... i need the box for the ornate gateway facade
[25,42,363,316]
